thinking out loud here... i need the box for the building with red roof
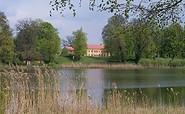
[87,44,109,57]
[65,44,109,57]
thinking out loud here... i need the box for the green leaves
[37,22,61,63]
[72,28,87,60]
[161,22,184,59]
[50,0,184,25]
[50,0,77,17]
[0,11,15,63]
[15,19,61,63]
[102,15,130,62]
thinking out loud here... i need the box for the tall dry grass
[0,65,185,114]
[60,63,143,69]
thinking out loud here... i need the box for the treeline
[102,15,185,63]
[0,11,61,65]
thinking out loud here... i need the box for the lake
[59,68,185,106]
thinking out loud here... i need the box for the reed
[0,66,185,114]
[59,63,143,69]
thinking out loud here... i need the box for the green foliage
[14,18,40,62]
[161,22,184,59]
[57,56,108,64]
[131,19,156,63]
[102,15,132,62]
[15,19,61,64]
[50,0,185,25]
[0,36,15,63]
[0,11,15,63]
[169,59,185,67]
[79,56,108,64]
[102,15,185,64]
[102,16,157,63]
[139,58,171,67]
[37,22,61,63]
[61,47,69,56]
[139,58,185,67]
[73,28,87,60]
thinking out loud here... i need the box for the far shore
[59,63,143,69]
[54,63,185,69]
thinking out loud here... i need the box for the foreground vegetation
[0,66,185,114]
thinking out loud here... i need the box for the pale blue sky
[0,0,113,44]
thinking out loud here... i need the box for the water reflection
[59,68,185,106]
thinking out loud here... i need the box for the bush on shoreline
[139,58,185,68]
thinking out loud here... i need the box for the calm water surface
[59,68,185,106]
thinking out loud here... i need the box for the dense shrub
[139,58,185,67]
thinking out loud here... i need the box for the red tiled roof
[65,44,104,50]
[65,46,74,51]
[87,44,104,50]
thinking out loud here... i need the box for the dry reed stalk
[60,63,143,69]
[0,65,185,114]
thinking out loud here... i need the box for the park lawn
[57,56,109,64]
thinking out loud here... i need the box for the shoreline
[55,63,185,69]
[1,63,185,70]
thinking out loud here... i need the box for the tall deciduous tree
[130,19,155,63]
[161,22,184,59]
[14,19,40,64]
[102,15,130,62]
[0,11,14,64]
[73,28,87,60]
[37,21,61,63]
[15,19,61,64]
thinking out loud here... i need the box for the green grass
[56,56,185,68]
[52,56,185,68]
[57,56,109,64]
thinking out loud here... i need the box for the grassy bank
[1,66,185,114]
[56,56,109,64]
[1,56,185,69]
[139,58,185,68]
[53,56,185,68]
[55,56,143,69]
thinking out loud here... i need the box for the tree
[0,11,15,64]
[72,28,87,60]
[15,19,61,64]
[37,21,61,63]
[130,19,155,63]
[14,19,40,65]
[102,15,131,62]
[50,0,185,24]
[161,22,184,59]
[183,24,185,57]
[62,35,75,47]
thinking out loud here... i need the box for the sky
[0,0,113,44]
